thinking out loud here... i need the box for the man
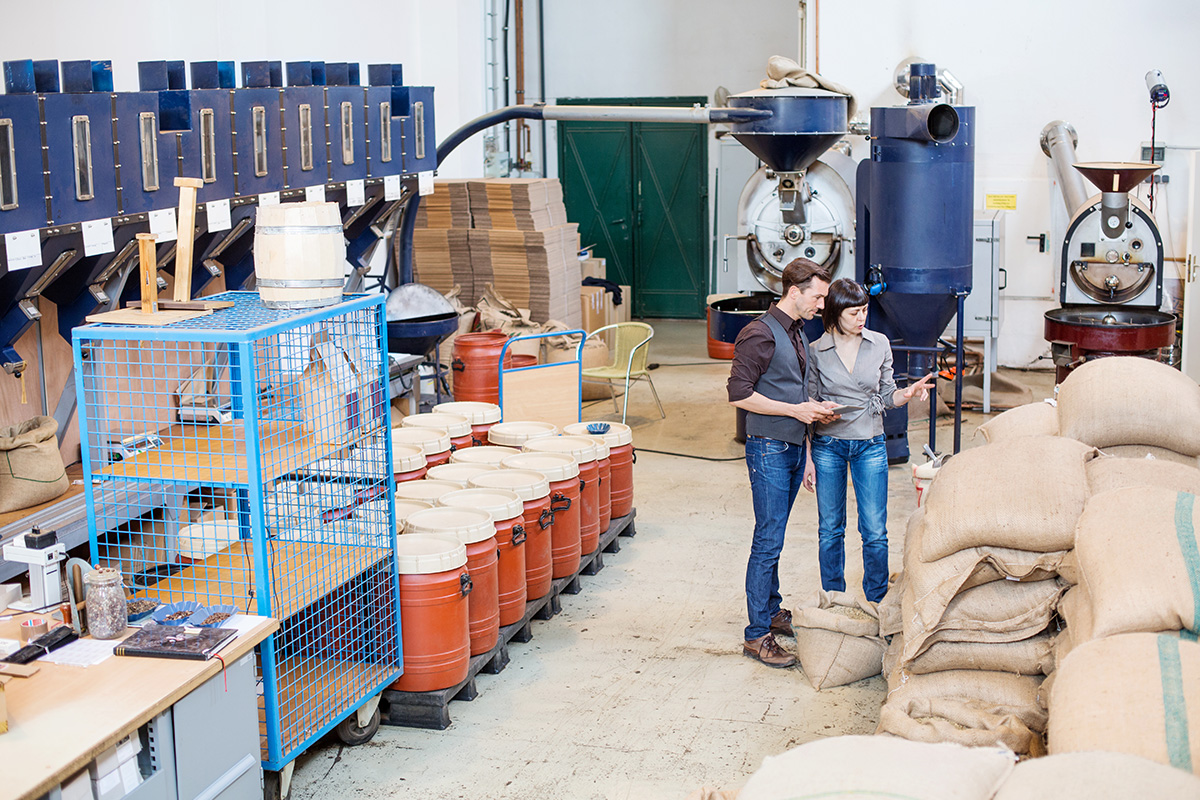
[727,258,837,667]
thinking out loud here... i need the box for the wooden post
[172,177,205,303]
[137,233,159,315]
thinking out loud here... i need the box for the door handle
[609,218,626,225]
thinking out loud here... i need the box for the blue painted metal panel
[0,92,49,234]
[280,85,328,188]
[365,85,399,178]
[113,92,182,214]
[232,87,284,197]
[326,85,367,183]
[44,91,119,224]
[396,86,436,175]
[179,88,235,203]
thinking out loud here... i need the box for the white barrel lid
[433,401,502,425]
[394,479,463,502]
[402,412,472,438]
[427,462,499,487]
[394,499,434,533]
[524,435,598,464]
[487,420,558,447]
[558,433,609,460]
[395,533,467,574]
[391,426,452,455]
[501,451,580,482]
[392,443,428,473]
[406,507,496,544]
[469,469,551,500]
[451,445,521,465]
[563,421,633,448]
[439,488,524,522]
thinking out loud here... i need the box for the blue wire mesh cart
[72,291,401,771]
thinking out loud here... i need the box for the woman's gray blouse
[806,328,898,440]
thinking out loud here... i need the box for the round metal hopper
[385,282,460,356]
[1073,162,1160,194]
[728,87,848,173]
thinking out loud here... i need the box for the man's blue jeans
[744,434,806,640]
[810,433,889,603]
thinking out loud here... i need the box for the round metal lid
[392,443,428,473]
[427,462,499,487]
[450,445,522,465]
[393,479,463,503]
[432,401,503,425]
[524,435,599,463]
[402,412,472,438]
[439,488,524,522]
[563,421,633,447]
[487,421,558,447]
[405,507,496,544]
[468,469,551,500]
[391,426,452,454]
[394,533,467,574]
[500,451,580,482]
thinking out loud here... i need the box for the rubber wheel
[335,707,381,746]
[262,770,284,800]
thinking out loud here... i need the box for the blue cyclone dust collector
[856,62,975,460]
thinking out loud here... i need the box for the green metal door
[557,97,708,319]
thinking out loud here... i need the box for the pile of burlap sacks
[874,356,1200,774]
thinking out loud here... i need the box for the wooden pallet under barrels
[380,509,638,730]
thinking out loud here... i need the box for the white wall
[816,0,1200,366]
[0,0,489,177]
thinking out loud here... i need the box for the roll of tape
[20,617,48,644]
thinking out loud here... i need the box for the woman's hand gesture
[902,372,937,403]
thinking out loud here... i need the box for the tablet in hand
[827,404,861,415]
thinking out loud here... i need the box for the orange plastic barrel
[440,488,527,626]
[391,427,453,468]
[487,421,558,448]
[501,452,581,578]
[402,412,475,453]
[392,443,428,484]
[406,507,499,656]
[524,436,601,555]
[452,333,513,403]
[450,445,521,467]
[470,469,553,600]
[394,499,434,534]
[426,462,498,488]
[394,479,463,506]
[433,401,502,446]
[511,353,538,368]
[564,423,631,524]
[391,534,471,692]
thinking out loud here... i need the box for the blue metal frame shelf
[72,291,401,772]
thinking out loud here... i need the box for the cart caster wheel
[263,770,284,800]
[335,706,381,746]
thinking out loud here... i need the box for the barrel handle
[631,448,637,464]
[472,434,486,446]
[448,442,457,453]
[511,523,527,546]
[579,478,586,493]
[452,357,466,372]
[459,572,473,597]
[538,508,553,529]
[551,492,572,513]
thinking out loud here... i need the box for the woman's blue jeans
[744,434,806,641]
[810,433,889,603]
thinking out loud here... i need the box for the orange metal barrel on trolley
[391,534,471,692]
[451,333,513,403]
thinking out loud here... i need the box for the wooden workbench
[0,613,278,800]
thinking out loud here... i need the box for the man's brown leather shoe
[770,609,794,637]
[743,633,797,668]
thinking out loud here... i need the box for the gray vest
[745,313,809,445]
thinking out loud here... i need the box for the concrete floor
[289,319,1056,800]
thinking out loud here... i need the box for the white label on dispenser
[148,208,177,243]
[305,184,326,203]
[383,174,401,201]
[345,179,366,207]
[417,170,434,196]
[4,230,41,270]
[82,218,115,257]
[206,199,232,233]
[258,191,280,207]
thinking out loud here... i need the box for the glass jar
[85,567,128,640]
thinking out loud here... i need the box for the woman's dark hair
[822,278,870,333]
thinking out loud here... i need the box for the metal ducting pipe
[1040,120,1090,216]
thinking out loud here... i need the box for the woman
[802,278,933,603]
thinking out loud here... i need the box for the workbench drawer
[171,653,260,800]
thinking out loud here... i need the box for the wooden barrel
[253,201,346,309]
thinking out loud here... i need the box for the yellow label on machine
[986,194,1017,210]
